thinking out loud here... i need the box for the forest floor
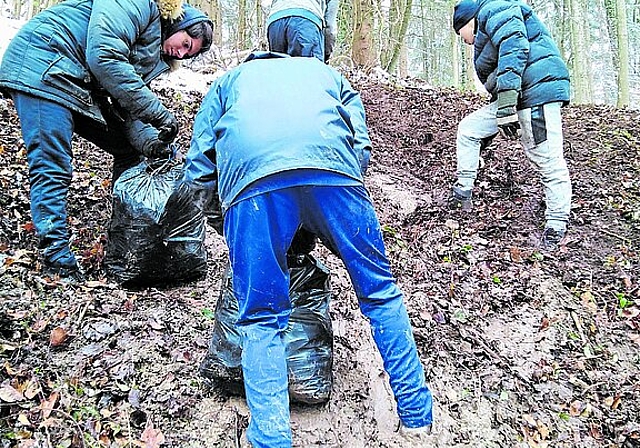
[1,66,640,448]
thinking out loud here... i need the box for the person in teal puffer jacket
[0,0,213,280]
[450,0,572,252]
[183,51,434,447]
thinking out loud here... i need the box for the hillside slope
[1,72,639,448]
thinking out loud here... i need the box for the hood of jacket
[162,3,212,37]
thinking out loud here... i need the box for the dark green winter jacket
[474,0,570,108]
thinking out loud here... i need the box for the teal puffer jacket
[473,0,570,108]
[0,0,181,133]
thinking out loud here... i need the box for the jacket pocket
[42,54,93,106]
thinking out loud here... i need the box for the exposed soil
[1,67,639,448]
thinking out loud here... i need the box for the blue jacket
[184,52,372,212]
[0,0,209,151]
[473,0,570,107]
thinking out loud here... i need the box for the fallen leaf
[539,317,550,331]
[537,420,550,439]
[148,319,164,330]
[23,378,41,399]
[522,414,537,427]
[50,327,69,347]
[18,413,32,426]
[0,381,24,402]
[141,422,165,448]
[30,319,48,333]
[509,246,523,263]
[620,307,640,319]
[39,391,59,419]
[569,400,584,416]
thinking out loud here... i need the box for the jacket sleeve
[482,1,529,94]
[86,0,170,127]
[125,119,157,154]
[183,81,225,189]
[340,75,372,175]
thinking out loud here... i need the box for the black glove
[141,138,173,159]
[496,90,520,140]
[152,108,179,143]
[190,182,224,235]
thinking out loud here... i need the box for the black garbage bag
[105,159,208,287]
[200,254,333,404]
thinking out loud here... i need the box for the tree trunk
[352,0,378,71]
[383,0,413,73]
[615,0,630,107]
[237,0,249,51]
[569,0,592,103]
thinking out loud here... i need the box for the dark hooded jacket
[0,0,210,149]
[473,0,570,108]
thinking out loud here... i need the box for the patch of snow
[0,15,24,61]
[153,66,224,96]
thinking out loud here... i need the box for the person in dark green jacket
[0,0,213,280]
[267,0,338,63]
[451,0,572,252]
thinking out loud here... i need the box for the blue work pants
[224,184,433,447]
[10,91,141,263]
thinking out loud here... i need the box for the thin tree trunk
[615,0,630,106]
[352,0,377,71]
[569,0,592,103]
[384,0,412,73]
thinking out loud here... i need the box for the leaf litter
[0,69,639,447]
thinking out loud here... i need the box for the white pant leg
[456,101,500,190]
[518,102,572,230]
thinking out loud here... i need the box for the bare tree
[381,0,412,74]
[352,0,378,70]
[568,0,593,103]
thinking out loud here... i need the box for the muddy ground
[1,67,639,448]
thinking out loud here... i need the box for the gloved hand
[141,138,173,159]
[360,147,371,176]
[152,108,179,143]
[496,90,520,140]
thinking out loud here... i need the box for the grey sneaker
[541,227,566,252]
[448,185,472,211]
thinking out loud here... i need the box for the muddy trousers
[10,91,142,264]
[224,183,433,448]
[456,101,572,231]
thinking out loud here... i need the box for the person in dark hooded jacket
[450,0,572,251]
[267,0,338,63]
[183,51,434,447]
[0,0,213,280]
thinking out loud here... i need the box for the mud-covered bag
[105,159,207,287]
[200,254,333,404]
